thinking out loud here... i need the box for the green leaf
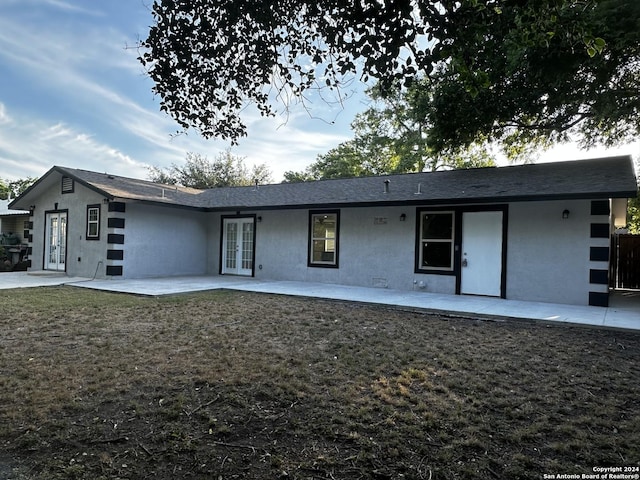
[594,37,606,53]
[594,37,606,48]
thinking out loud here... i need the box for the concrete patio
[2,271,639,331]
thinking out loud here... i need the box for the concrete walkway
[2,272,639,331]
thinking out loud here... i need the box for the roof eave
[202,190,639,212]
[117,197,208,212]
[54,167,115,201]
[9,166,116,210]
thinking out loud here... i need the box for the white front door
[45,211,67,271]
[460,211,503,297]
[221,217,255,276]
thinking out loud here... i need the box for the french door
[45,211,68,271]
[221,217,255,276]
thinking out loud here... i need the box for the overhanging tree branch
[140,0,640,151]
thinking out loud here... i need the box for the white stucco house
[9,156,638,307]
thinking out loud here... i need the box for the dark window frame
[308,210,340,268]
[61,176,74,194]
[86,204,101,240]
[415,209,456,274]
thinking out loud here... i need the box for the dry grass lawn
[0,286,639,479]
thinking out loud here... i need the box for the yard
[0,286,639,480]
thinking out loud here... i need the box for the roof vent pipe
[384,179,390,194]
[161,188,165,199]
[254,178,259,190]
[415,183,422,194]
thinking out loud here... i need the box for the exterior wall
[120,203,208,278]
[0,213,31,267]
[29,179,108,278]
[213,200,608,306]
[27,176,210,279]
[0,214,29,239]
[506,199,595,305]
[25,179,613,306]
[205,212,221,275]
[212,207,456,294]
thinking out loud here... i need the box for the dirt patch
[0,286,639,479]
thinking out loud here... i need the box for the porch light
[400,213,407,222]
[562,209,570,219]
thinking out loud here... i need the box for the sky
[0,0,637,184]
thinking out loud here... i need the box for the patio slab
[2,272,638,331]
[0,271,89,289]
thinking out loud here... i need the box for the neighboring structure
[0,199,30,268]
[9,156,638,306]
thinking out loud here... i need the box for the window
[86,204,100,240]
[418,211,454,271]
[309,211,339,267]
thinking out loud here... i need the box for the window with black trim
[418,211,454,271]
[309,211,339,267]
[86,204,100,240]
[61,176,74,194]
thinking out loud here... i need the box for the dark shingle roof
[11,156,638,212]
[58,167,204,205]
[198,156,637,210]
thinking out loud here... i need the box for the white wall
[25,176,609,304]
[213,207,456,294]
[29,177,107,278]
[122,203,208,278]
[213,201,602,305]
[507,199,593,305]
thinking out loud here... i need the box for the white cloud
[0,103,10,125]
[1,0,637,188]
[43,0,101,15]
[0,7,344,181]
[0,106,148,181]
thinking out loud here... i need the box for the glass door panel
[222,218,254,276]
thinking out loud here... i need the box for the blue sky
[0,0,637,184]
[0,0,365,182]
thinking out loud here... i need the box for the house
[9,156,638,306]
[0,199,30,268]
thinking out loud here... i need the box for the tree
[283,82,495,182]
[0,177,37,200]
[425,0,640,153]
[0,180,8,201]
[627,192,640,234]
[625,160,640,233]
[148,150,272,188]
[140,0,640,153]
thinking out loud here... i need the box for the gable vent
[61,176,74,194]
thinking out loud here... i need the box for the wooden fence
[610,234,640,289]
